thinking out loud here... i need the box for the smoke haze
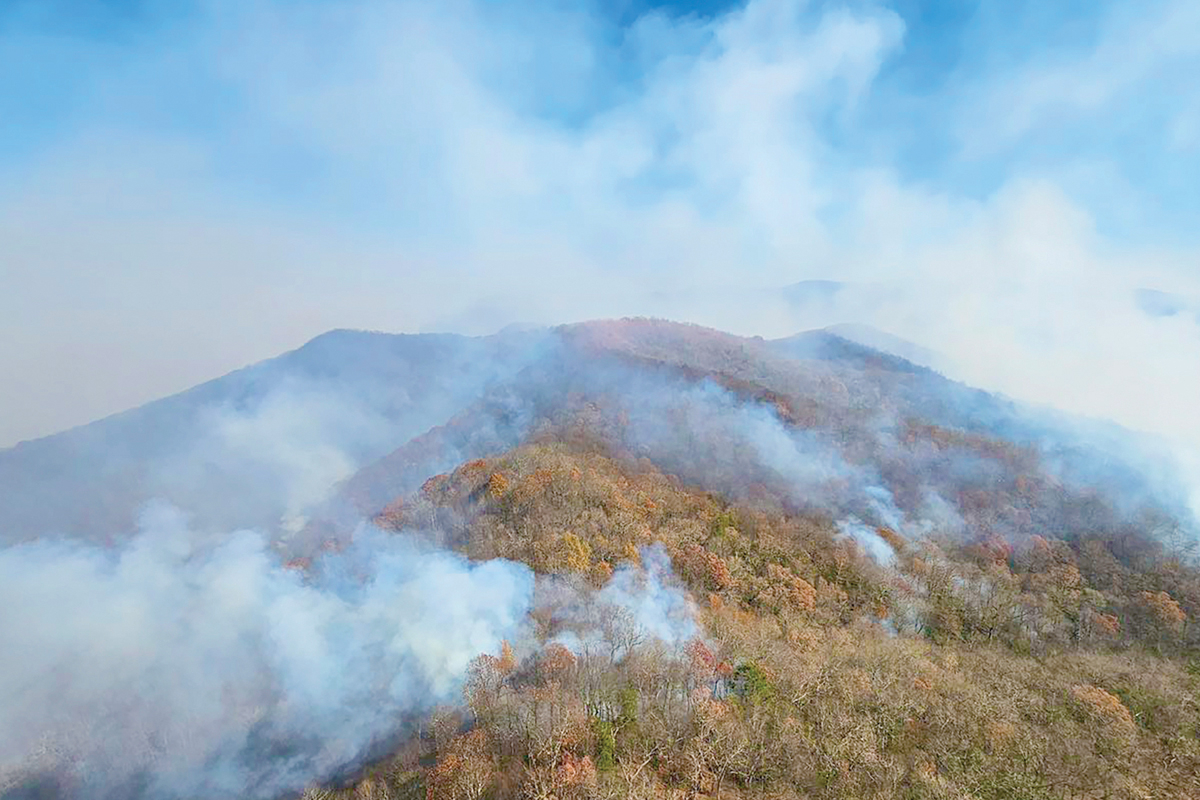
[0,504,701,798]
[0,506,533,798]
[2,1,1199,797]
[1,0,1197,463]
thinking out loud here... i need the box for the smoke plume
[0,503,534,799]
[0,489,703,800]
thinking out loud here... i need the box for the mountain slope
[6,317,1188,551]
[270,319,1193,567]
[318,435,1200,800]
[4,317,1200,800]
[0,327,549,541]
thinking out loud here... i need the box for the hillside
[296,319,1191,558]
[309,438,1200,800]
[2,318,1198,800]
[0,327,549,541]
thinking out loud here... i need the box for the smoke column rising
[0,498,703,799]
[0,503,534,799]
[596,543,699,648]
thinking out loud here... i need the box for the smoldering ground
[0,505,533,799]
[3,318,1198,799]
[0,352,864,799]
[0,510,700,799]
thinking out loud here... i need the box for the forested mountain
[0,327,549,541]
[2,319,1198,800]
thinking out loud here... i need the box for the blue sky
[4,0,1191,239]
[0,0,1198,452]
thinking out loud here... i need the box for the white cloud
[961,0,1200,152]
[0,0,1197,471]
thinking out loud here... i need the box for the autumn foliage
[303,353,1200,800]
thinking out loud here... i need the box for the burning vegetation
[3,320,1200,800]
[309,426,1200,800]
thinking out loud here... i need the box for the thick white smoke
[835,485,920,566]
[597,543,699,648]
[836,519,896,566]
[532,544,701,664]
[0,502,534,799]
[0,500,703,799]
[622,379,861,503]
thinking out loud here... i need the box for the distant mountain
[780,279,846,306]
[2,318,1191,551]
[782,280,1200,337]
[819,323,944,369]
[0,327,550,541]
[6,316,1199,800]
[281,318,1192,560]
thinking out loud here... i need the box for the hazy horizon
[5,7,1200,791]
[3,0,1198,450]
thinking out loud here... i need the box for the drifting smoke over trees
[318,437,1200,800]
[2,319,1199,799]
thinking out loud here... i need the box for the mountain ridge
[4,317,1200,800]
[2,317,1191,551]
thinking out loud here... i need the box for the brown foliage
[426,730,493,800]
[1140,590,1186,628]
[486,472,510,499]
[313,433,1200,800]
[1092,612,1121,637]
[681,544,732,591]
[374,498,408,532]
[1069,683,1137,735]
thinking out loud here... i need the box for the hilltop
[2,318,1198,800]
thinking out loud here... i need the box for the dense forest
[300,362,1200,800]
[4,320,1198,800]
